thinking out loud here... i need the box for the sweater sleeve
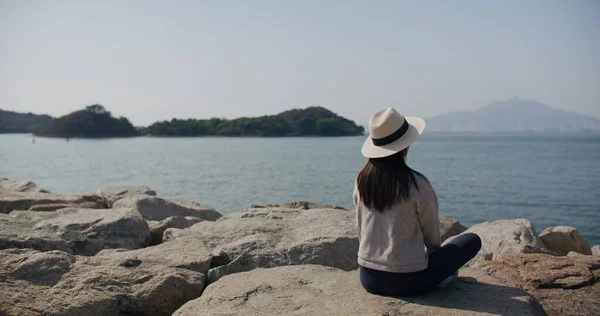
[417,181,441,251]
[353,183,361,242]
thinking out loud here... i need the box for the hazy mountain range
[427,98,600,132]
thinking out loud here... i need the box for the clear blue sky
[1,0,598,125]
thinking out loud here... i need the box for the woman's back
[355,173,440,273]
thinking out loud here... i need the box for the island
[142,106,364,137]
[33,105,139,138]
[0,109,53,133]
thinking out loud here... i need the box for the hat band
[371,119,409,146]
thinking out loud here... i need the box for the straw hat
[361,107,426,158]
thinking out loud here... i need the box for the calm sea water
[1,133,599,245]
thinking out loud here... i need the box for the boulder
[165,207,358,283]
[538,226,592,256]
[440,217,468,242]
[96,236,212,275]
[446,219,549,266]
[173,265,544,316]
[0,207,150,255]
[0,178,48,193]
[112,196,222,222]
[479,253,600,316]
[98,185,156,207]
[593,245,600,256]
[148,216,203,245]
[0,191,106,214]
[0,248,205,316]
[27,202,104,212]
[251,201,346,210]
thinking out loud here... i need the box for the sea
[1,133,599,245]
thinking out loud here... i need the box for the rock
[0,178,49,193]
[95,236,212,275]
[173,265,544,316]
[113,196,222,221]
[593,245,600,256]
[479,253,600,316]
[440,217,468,242]
[0,207,150,255]
[98,185,157,207]
[539,226,592,256]
[165,207,358,283]
[0,248,204,316]
[0,191,106,214]
[446,219,549,266]
[148,216,203,245]
[250,201,347,210]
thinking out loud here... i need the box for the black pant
[359,233,482,297]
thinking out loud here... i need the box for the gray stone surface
[174,265,544,316]
[113,196,222,222]
[538,226,592,256]
[98,185,157,207]
[95,236,212,275]
[0,248,205,316]
[446,219,549,266]
[165,207,358,283]
[0,207,150,255]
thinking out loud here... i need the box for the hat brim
[361,116,425,158]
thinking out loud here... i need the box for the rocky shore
[1,178,598,316]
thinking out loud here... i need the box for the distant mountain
[143,106,364,137]
[0,109,53,133]
[427,98,600,132]
[35,105,139,138]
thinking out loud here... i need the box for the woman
[354,107,481,297]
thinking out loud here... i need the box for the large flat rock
[0,207,150,255]
[446,219,549,266]
[0,248,205,316]
[173,265,544,316]
[113,195,222,221]
[164,207,359,283]
[479,253,600,316]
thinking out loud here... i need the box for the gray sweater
[354,174,441,273]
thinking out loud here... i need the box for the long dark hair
[356,149,422,211]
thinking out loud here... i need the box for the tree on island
[35,105,138,138]
[142,106,365,137]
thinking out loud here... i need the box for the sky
[1,0,599,126]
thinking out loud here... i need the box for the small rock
[0,178,49,193]
[113,196,222,221]
[174,265,544,316]
[539,226,592,256]
[98,185,157,207]
[592,245,600,256]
